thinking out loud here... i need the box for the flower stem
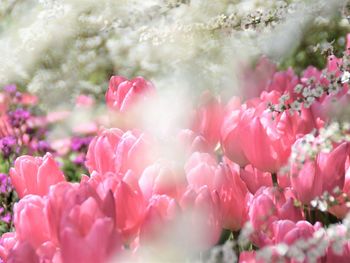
[271,173,278,187]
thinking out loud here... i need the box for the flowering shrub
[2,34,350,262]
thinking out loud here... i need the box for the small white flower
[294,84,303,93]
[302,87,312,97]
[276,243,289,256]
[291,100,301,111]
[312,86,324,97]
[341,71,350,84]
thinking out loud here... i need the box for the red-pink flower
[326,225,350,262]
[113,174,146,243]
[221,99,249,167]
[271,220,322,245]
[139,160,185,200]
[185,152,218,191]
[180,186,222,248]
[6,241,41,263]
[13,195,52,253]
[10,153,65,198]
[239,164,273,194]
[45,181,121,263]
[85,128,124,175]
[106,76,155,112]
[222,91,315,172]
[139,194,179,244]
[59,199,118,263]
[191,91,223,148]
[184,153,250,231]
[0,232,17,261]
[177,129,212,155]
[214,163,250,231]
[249,187,304,247]
[291,142,349,204]
[266,68,299,96]
[86,128,157,179]
[81,170,146,245]
[328,166,350,218]
[239,251,264,263]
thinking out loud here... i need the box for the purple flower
[0,173,11,193]
[73,154,86,166]
[1,212,11,224]
[15,91,22,100]
[71,136,93,152]
[3,85,16,94]
[35,140,52,153]
[0,136,17,158]
[8,108,30,128]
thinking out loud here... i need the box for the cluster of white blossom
[0,0,346,109]
[199,210,350,262]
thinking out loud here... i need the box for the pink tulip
[59,200,118,263]
[180,186,222,248]
[177,129,212,155]
[239,251,265,263]
[88,170,146,244]
[191,91,223,148]
[114,130,157,178]
[106,76,155,112]
[44,181,121,263]
[249,187,304,247]
[240,98,315,172]
[14,195,51,249]
[85,128,123,175]
[271,220,322,245]
[221,101,250,167]
[241,110,292,173]
[326,225,350,262]
[0,232,17,261]
[185,152,218,191]
[214,163,250,231]
[240,164,273,194]
[139,194,179,244]
[328,166,350,218]
[86,128,157,178]
[266,68,299,96]
[222,90,315,172]
[139,160,185,200]
[185,153,249,231]
[249,191,279,243]
[291,142,349,204]
[88,170,164,245]
[10,153,65,198]
[6,241,40,263]
[113,174,146,243]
